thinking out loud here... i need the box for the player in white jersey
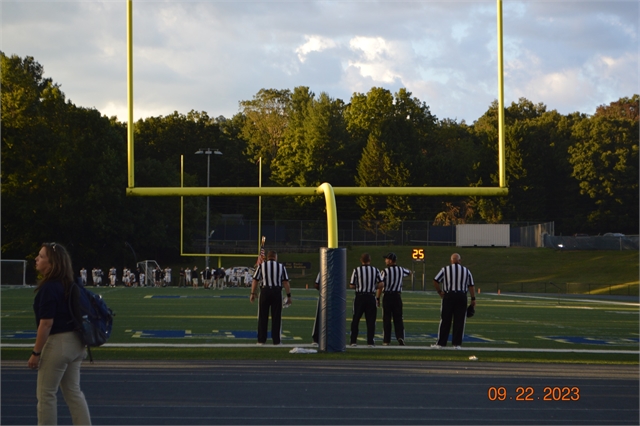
[123,267,130,287]
[164,267,172,287]
[109,267,117,287]
[80,268,87,286]
[185,267,192,287]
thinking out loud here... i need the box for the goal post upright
[126,0,134,189]
[125,0,509,352]
[125,0,510,247]
[497,0,506,189]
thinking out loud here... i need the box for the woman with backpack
[28,242,92,425]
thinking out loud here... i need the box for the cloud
[347,36,402,84]
[2,0,637,123]
[296,35,338,63]
[518,68,594,109]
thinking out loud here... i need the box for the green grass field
[3,283,638,364]
[177,246,639,295]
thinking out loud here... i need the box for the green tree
[239,88,291,167]
[594,95,639,122]
[271,88,351,207]
[345,87,437,227]
[1,53,129,266]
[569,99,639,233]
[470,98,579,224]
[355,134,412,233]
[425,118,480,223]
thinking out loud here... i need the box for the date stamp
[488,386,580,401]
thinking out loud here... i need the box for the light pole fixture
[195,148,223,269]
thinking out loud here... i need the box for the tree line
[2,53,638,267]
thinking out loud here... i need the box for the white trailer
[456,224,510,247]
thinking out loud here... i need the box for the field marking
[588,281,640,295]
[480,293,640,307]
[1,342,637,354]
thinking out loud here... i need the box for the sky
[2,0,638,123]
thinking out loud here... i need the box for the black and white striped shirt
[253,260,289,288]
[350,265,382,293]
[434,264,474,292]
[381,266,411,292]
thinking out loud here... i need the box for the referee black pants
[382,292,404,344]
[350,293,377,345]
[437,292,467,347]
[257,286,283,345]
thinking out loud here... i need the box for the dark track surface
[2,360,638,425]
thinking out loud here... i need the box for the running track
[2,359,638,425]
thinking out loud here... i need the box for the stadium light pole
[195,148,223,269]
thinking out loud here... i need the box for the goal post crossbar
[123,0,509,251]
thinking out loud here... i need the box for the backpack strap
[68,280,82,329]
[68,279,95,364]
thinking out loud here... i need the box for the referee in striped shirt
[377,252,411,346]
[349,253,383,347]
[250,251,292,345]
[432,253,476,348]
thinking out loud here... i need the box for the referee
[349,253,383,347]
[377,252,411,346]
[250,251,292,345]
[432,253,476,348]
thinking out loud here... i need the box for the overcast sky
[2,0,638,123]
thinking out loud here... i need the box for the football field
[2,285,637,364]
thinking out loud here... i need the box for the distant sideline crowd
[78,265,254,289]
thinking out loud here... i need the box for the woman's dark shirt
[33,280,76,335]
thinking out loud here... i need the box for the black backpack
[69,279,115,362]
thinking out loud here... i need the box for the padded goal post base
[318,247,347,353]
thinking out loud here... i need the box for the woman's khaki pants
[37,331,91,425]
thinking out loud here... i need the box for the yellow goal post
[125,0,508,250]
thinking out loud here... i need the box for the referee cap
[383,252,397,262]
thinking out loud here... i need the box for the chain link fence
[197,220,561,250]
[193,219,637,252]
[544,234,639,250]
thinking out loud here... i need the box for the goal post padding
[1,260,28,286]
[318,247,346,353]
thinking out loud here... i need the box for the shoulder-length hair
[36,242,75,297]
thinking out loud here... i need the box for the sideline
[2,359,638,380]
[476,292,640,307]
[2,342,638,354]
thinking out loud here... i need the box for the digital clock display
[412,248,424,260]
